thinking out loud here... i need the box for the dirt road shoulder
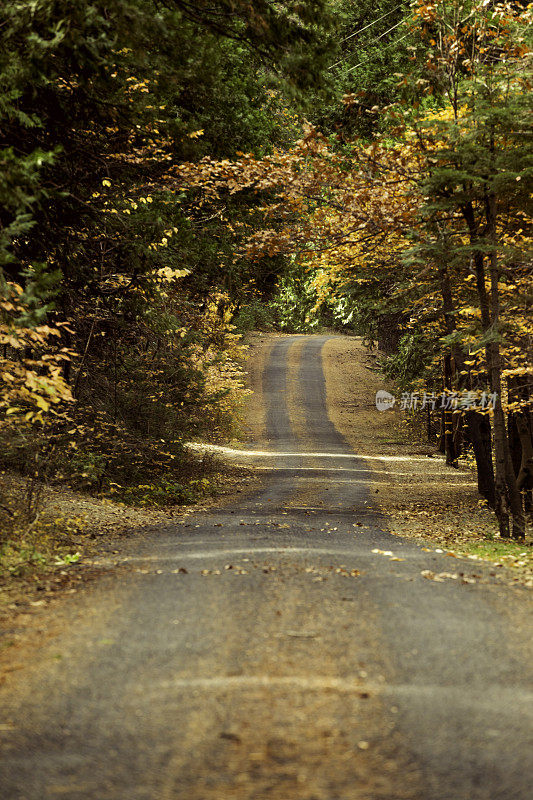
[322,336,532,584]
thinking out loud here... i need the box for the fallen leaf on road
[220,731,241,743]
[421,570,466,583]
[421,570,444,582]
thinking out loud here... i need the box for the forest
[1,0,532,572]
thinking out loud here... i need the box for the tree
[405,0,532,537]
[171,2,532,540]
[0,0,335,497]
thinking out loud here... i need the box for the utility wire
[329,6,405,68]
[344,30,411,74]
[330,19,407,70]
[340,4,404,44]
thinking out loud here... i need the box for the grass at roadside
[388,503,532,585]
[0,461,258,619]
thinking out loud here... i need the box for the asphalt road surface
[1,335,532,799]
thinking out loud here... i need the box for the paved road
[1,335,532,799]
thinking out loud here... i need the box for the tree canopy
[1,0,532,545]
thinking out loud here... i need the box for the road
[1,335,532,799]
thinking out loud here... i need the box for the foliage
[0,0,335,539]
[0,277,72,425]
[232,300,276,333]
[381,331,435,389]
[269,261,326,332]
[1,0,531,565]
[310,0,414,137]
[108,476,217,507]
[173,0,532,539]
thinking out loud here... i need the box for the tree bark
[443,354,459,466]
[486,203,525,539]
[516,412,533,492]
[465,410,496,507]
[439,264,464,466]
[508,377,533,512]
[507,377,522,478]
[463,198,526,538]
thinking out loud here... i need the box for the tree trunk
[465,411,496,507]
[486,239,525,539]
[443,354,459,467]
[453,412,463,462]
[507,377,522,478]
[464,198,526,538]
[508,376,533,512]
[439,261,465,466]
[437,411,446,454]
[516,412,533,492]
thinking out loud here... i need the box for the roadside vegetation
[1,0,531,586]
[176,0,532,542]
[0,1,334,580]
